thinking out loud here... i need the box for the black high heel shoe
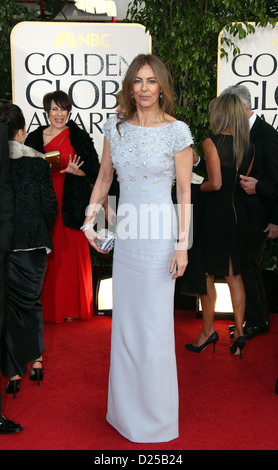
[5,379,21,399]
[185,331,219,353]
[230,336,246,358]
[29,360,44,386]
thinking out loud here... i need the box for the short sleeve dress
[103,116,193,443]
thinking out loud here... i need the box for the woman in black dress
[0,103,57,397]
[186,93,254,357]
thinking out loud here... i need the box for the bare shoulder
[202,137,213,147]
[202,137,217,153]
[164,114,176,123]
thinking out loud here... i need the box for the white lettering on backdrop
[218,23,278,130]
[11,22,151,157]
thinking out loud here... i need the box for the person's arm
[170,145,193,279]
[240,124,278,239]
[82,137,114,252]
[200,137,222,192]
[252,125,278,204]
[193,149,200,166]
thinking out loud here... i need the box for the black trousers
[241,232,269,327]
[0,252,5,343]
[0,250,6,412]
[1,249,47,378]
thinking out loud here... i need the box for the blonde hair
[117,54,174,132]
[209,93,250,167]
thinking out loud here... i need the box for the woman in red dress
[25,91,100,323]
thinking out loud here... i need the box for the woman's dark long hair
[0,102,25,140]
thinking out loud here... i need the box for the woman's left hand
[170,249,188,279]
[60,154,85,175]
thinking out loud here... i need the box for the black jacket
[0,123,14,252]
[246,115,278,232]
[8,142,58,251]
[25,120,100,229]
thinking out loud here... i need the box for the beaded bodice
[103,116,193,198]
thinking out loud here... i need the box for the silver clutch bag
[94,229,115,252]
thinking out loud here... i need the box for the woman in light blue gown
[83,54,193,443]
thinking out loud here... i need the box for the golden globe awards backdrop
[11,22,151,157]
[218,23,278,130]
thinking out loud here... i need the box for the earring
[160,92,163,99]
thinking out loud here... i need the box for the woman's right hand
[81,224,107,253]
[60,154,85,175]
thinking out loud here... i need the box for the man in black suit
[222,85,278,339]
[0,122,22,434]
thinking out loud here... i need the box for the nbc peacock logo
[53,32,110,47]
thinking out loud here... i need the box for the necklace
[136,111,163,128]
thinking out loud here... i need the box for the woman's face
[132,64,161,110]
[48,100,69,130]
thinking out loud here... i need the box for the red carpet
[1,311,278,451]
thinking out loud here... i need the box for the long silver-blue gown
[103,116,193,443]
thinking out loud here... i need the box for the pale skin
[83,63,193,279]
[43,100,85,176]
[192,134,245,347]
